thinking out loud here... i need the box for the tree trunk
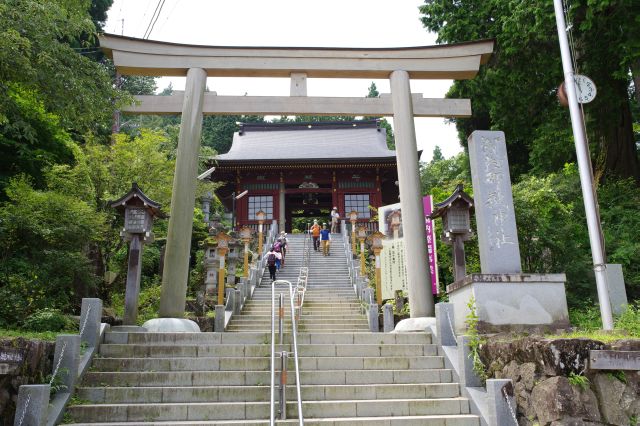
[592,79,640,183]
[631,58,640,106]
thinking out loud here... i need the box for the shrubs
[110,278,162,325]
[616,302,640,336]
[22,308,71,332]
[569,300,640,337]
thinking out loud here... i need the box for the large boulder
[531,376,600,424]
[592,371,640,426]
[496,360,539,421]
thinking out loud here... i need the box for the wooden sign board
[589,350,640,370]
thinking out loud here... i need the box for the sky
[104,0,464,162]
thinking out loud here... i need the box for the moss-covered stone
[0,337,55,425]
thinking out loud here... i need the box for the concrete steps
[68,397,470,422]
[66,234,477,425]
[58,414,479,425]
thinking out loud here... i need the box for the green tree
[0,0,119,134]
[513,165,640,303]
[420,0,640,181]
[0,0,123,192]
[421,148,479,286]
[0,176,105,325]
[0,85,75,190]
[365,82,395,149]
[420,149,471,200]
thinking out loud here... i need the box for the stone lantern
[109,183,164,325]
[203,233,219,296]
[239,226,253,278]
[349,210,358,254]
[201,192,213,225]
[216,231,233,306]
[256,209,266,255]
[368,231,386,305]
[430,184,474,282]
[356,225,368,277]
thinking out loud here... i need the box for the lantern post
[357,225,368,277]
[109,183,164,325]
[369,231,385,305]
[349,210,358,254]
[256,210,266,255]
[240,226,252,278]
[216,232,232,306]
[430,185,474,282]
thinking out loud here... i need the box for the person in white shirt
[330,207,340,233]
[263,247,282,281]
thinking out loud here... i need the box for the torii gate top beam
[99,34,493,80]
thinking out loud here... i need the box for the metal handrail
[294,223,311,318]
[269,279,304,425]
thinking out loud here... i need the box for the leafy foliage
[615,302,640,336]
[567,301,640,337]
[0,0,120,135]
[420,0,640,181]
[365,82,395,149]
[465,297,488,383]
[0,176,105,324]
[568,372,590,390]
[0,0,127,193]
[22,308,71,332]
[0,84,75,189]
[422,150,640,305]
[110,280,162,325]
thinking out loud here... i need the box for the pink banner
[423,195,439,294]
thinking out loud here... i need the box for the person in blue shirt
[320,223,331,256]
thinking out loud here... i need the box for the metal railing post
[279,351,288,420]
[278,293,284,345]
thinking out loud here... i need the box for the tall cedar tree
[420,0,640,182]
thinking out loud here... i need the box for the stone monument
[447,131,569,333]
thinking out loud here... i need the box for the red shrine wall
[233,167,392,228]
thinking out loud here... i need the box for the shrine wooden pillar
[331,171,338,211]
[279,173,285,232]
[373,169,383,208]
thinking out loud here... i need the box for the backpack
[267,253,276,266]
[273,241,282,252]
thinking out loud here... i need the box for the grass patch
[551,300,640,340]
[547,329,632,343]
[0,328,70,341]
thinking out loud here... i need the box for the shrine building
[210,120,404,233]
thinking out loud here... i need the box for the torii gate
[100,34,493,328]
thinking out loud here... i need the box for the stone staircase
[66,233,478,425]
[227,233,369,333]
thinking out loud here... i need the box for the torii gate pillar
[390,70,435,318]
[159,67,206,319]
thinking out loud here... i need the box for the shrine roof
[215,121,399,164]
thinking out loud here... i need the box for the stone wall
[0,338,54,425]
[480,337,640,425]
